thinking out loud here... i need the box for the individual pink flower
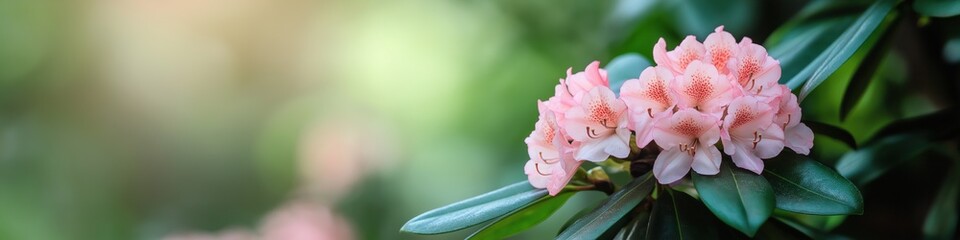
[774,86,814,155]
[721,96,785,174]
[524,101,571,190]
[546,61,609,128]
[651,109,722,184]
[673,60,734,114]
[730,37,781,98]
[564,86,631,162]
[703,26,739,74]
[620,66,677,147]
[525,150,582,196]
[654,36,706,74]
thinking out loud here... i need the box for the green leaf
[774,211,849,238]
[870,108,960,142]
[400,181,547,234]
[836,134,932,186]
[914,0,960,17]
[805,121,858,149]
[606,53,651,95]
[767,12,856,89]
[922,151,960,240]
[614,209,651,240]
[671,0,757,37]
[792,0,897,99]
[763,153,863,215]
[692,161,775,236]
[467,192,574,239]
[557,173,656,240]
[645,188,718,239]
[840,14,897,121]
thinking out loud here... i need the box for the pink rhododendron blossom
[651,109,722,184]
[654,36,706,74]
[704,26,740,74]
[564,87,631,162]
[524,101,577,192]
[546,61,609,128]
[673,60,734,114]
[620,66,677,147]
[774,86,814,155]
[721,96,785,174]
[523,27,814,187]
[730,37,781,98]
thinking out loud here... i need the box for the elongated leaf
[557,202,597,235]
[840,14,897,121]
[614,209,651,240]
[763,153,863,215]
[557,173,656,239]
[836,134,932,186]
[871,108,960,141]
[401,181,547,234]
[467,192,574,239]
[914,0,960,17]
[606,53,651,95]
[805,121,858,149]
[693,161,775,236]
[922,154,960,240]
[645,188,718,239]
[769,16,855,89]
[793,0,897,99]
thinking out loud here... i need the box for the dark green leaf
[606,53,651,96]
[557,202,597,235]
[922,152,960,240]
[557,173,656,240]
[836,134,932,186]
[645,188,719,239]
[400,181,547,234]
[467,192,574,239]
[792,0,897,98]
[693,161,775,236]
[805,121,858,149]
[671,0,757,37]
[614,208,651,240]
[914,0,960,17]
[840,15,897,121]
[871,108,960,142]
[769,16,855,90]
[763,153,863,215]
[756,218,819,240]
[774,210,855,239]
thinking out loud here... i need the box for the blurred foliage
[0,0,958,239]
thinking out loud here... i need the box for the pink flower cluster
[525,26,813,194]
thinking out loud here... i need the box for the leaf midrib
[729,166,752,230]
[766,170,854,209]
[562,174,653,238]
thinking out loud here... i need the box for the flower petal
[674,60,733,113]
[704,26,739,74]
[730,143,764,174]
[691,144,722,175]
[785,123,814,155]
[653,147,694,184]
[755,124,785,159]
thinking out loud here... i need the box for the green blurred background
[1,0,957,239]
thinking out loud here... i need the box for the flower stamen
[534,163,552,176]
[752,131,763,149]
[539,152,559,164]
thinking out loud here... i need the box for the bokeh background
[1,0,958,239]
